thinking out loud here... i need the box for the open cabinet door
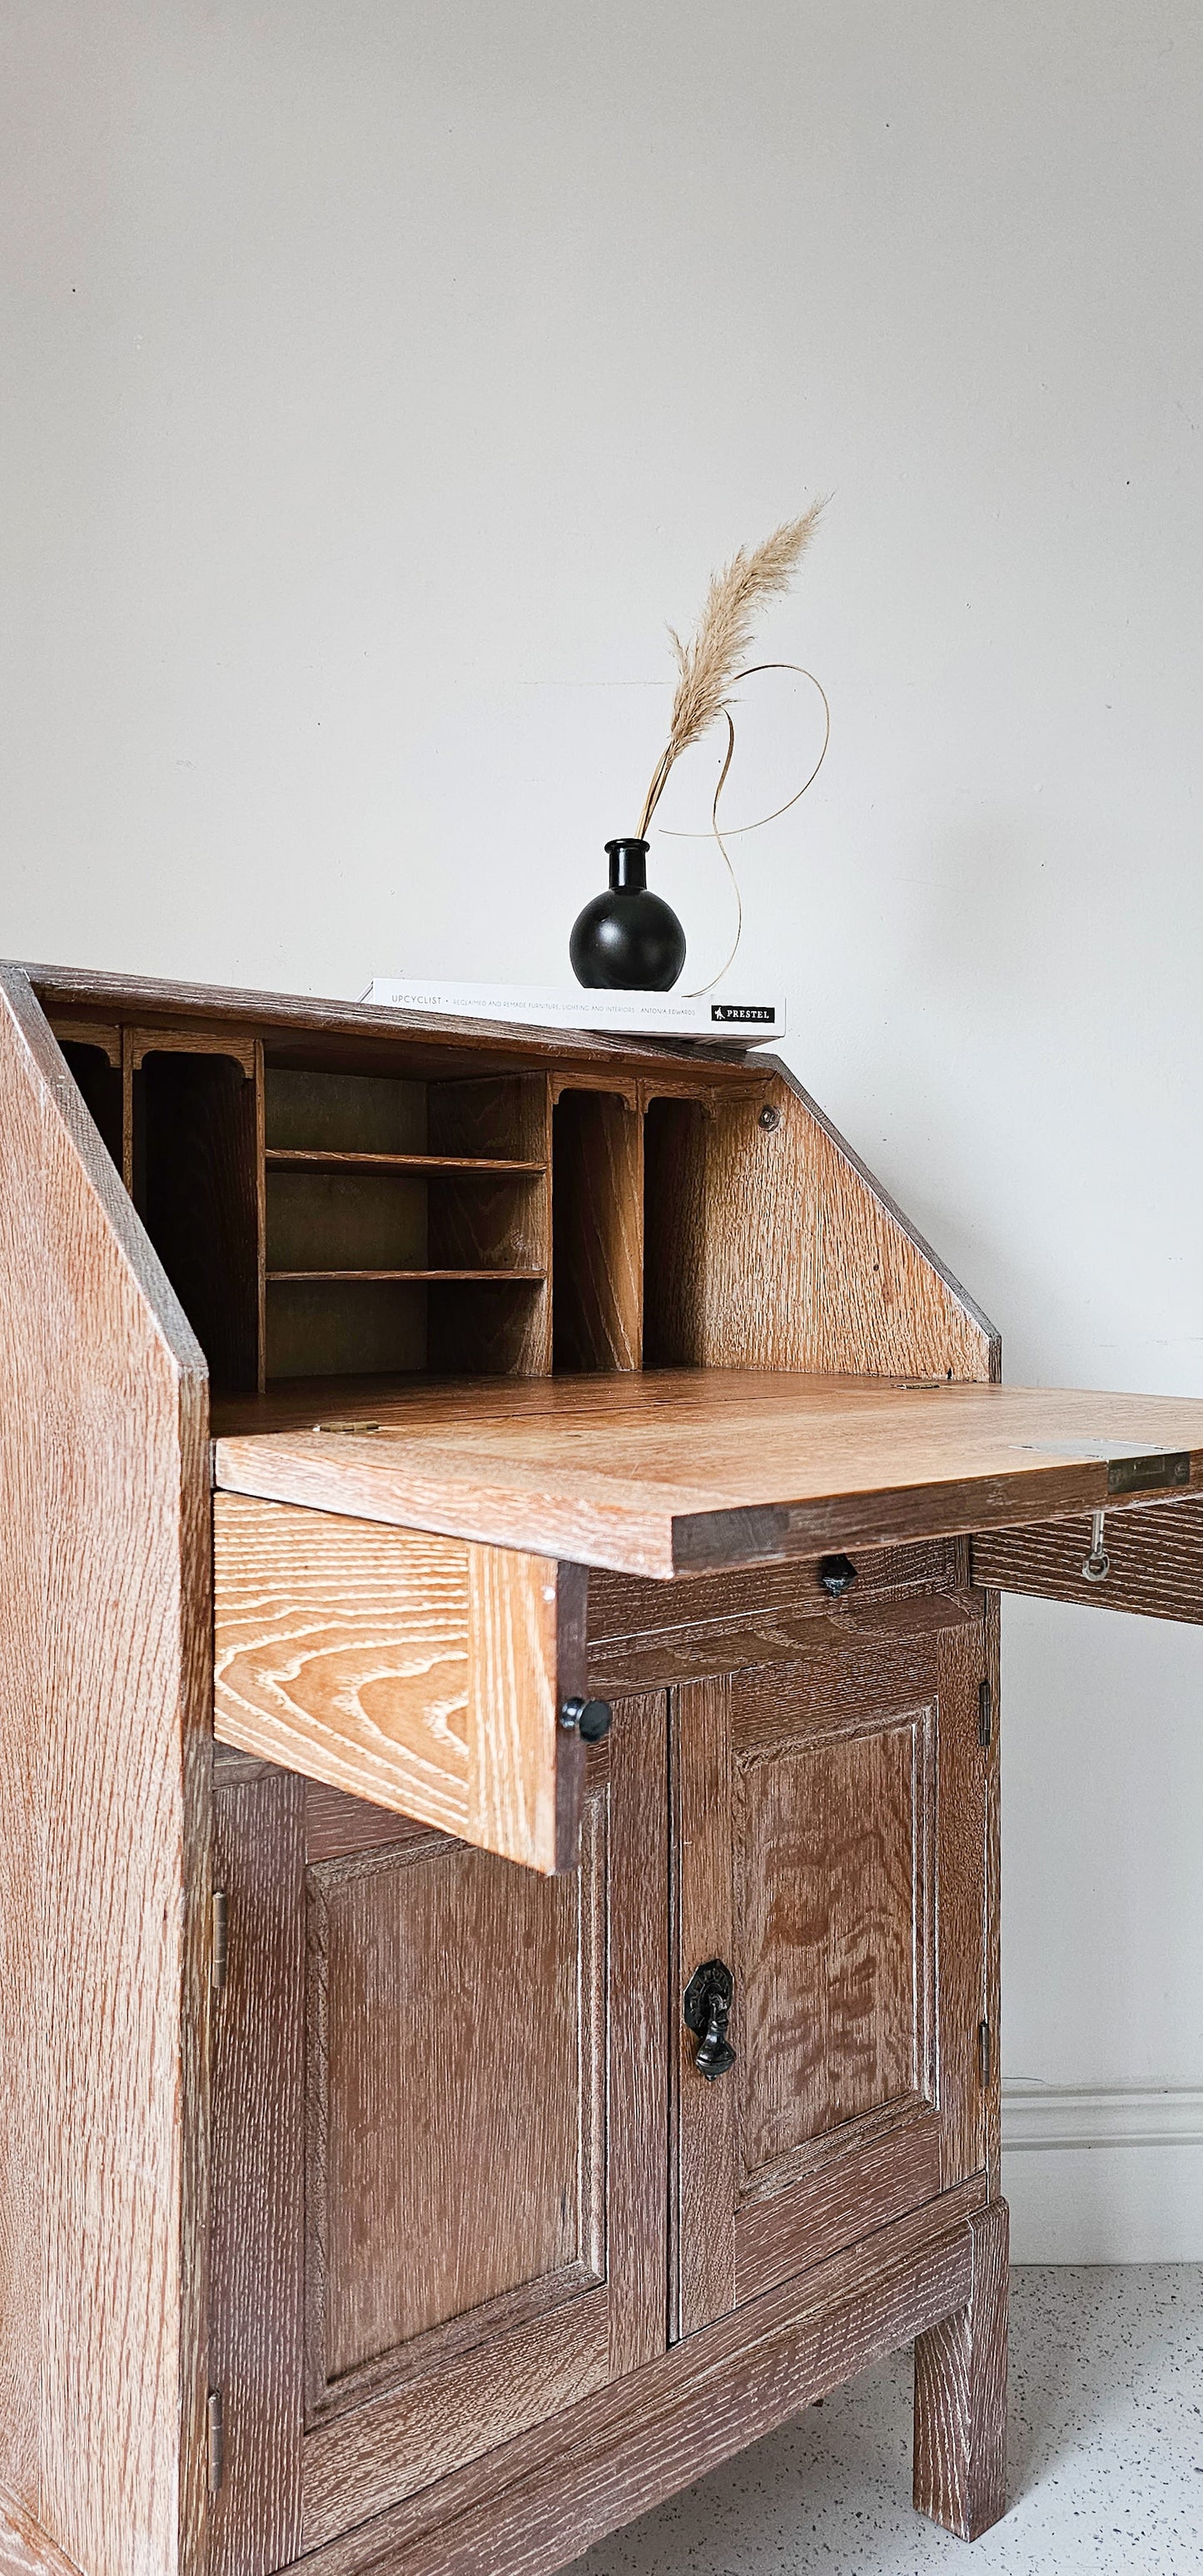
[672,1598,991,2339]
[209,1701,668,2576]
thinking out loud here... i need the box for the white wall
[3,2,1201,2255]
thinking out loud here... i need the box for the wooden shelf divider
[266,1267,547,1284]
[265,1148,544,1175]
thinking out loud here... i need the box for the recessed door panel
[310,1821,603,2400]
[674,1603,987,2338]
[211,1693,667,2574]
[736,1708,933,2186]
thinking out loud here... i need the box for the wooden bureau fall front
[2,959,1201,2576]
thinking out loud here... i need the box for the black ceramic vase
[569,840,687,990]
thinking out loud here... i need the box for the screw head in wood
[758,1104,781,1130]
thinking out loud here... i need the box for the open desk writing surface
[213,1367,1203,1572]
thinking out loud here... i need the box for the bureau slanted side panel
[0,968,211,2576]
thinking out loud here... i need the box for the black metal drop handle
[684,1958,736,2080]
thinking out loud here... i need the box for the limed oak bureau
[2,959,1201,2576]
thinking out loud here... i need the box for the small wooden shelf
[266,1268,547,1284]
[265,1149,544,1175]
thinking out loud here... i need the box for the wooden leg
[912,2196,1009,2539]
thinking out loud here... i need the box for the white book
[360,979,785,1046]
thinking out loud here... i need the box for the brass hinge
[211,1891,229,1993]
[978,1679,993,1748]
[207,2388,224,2494]
[978,2018,992,2088]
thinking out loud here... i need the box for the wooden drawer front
[972,1495,1203,1623]
[589,1540,968,1696]
[212,1493,588,1873]
[673,1599,989,2336]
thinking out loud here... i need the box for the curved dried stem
[672,663,832,994]
[637,504,826,836]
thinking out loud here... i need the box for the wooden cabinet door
[673,1599,989,2338]
[209,1699,667,2576]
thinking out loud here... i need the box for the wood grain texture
[674,1607,988,2333]
[265,1069,428,1154]
[304,1806,605,2405]
[128,1023,258,1076]
[982,1585,1002,2197]
[212,1497,581,1872]
[266,1281,428,1382]
[207,1764,629,2556]
[725,1592,975,1752]
[293,1703,665,2546]
[0,2491,84,2576]
[913,2196,1009,2540]
[591,1596,955,1700]
[303,1778,448,1864]
[604,1693,671,2378]
[213,1496,471,1833]
[121,1031,136,1194]
[934,1611,991,2191]
[301,2302,613,2547]
[728,1660,941,2305]
[213,1371,1203,1577]
[598,1531,969,1700]
[266,1150,546,1173]
[644,1068,999,1380]
[285,2187,981,2576]
[733,2117,942,2310]
[736,1714,930,2171]
[587,1539,966,1646]
[309,1764,618,1910]
[466,1542,572,1873]
[266,1173,429,1276]
[0,968,211,2576]
[46,1014,122,1066]
[972,1496,1203,1622]
[427,1079,552,1376]
[21,960,763,1086]
[210,1774,306,2576]
[552,1089,644,1371]
[673,1676,738,2338]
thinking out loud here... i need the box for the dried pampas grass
[638,504,826,838]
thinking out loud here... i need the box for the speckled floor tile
[569,2266,1203,2576]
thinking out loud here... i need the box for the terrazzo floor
[570,2267,1203,2576]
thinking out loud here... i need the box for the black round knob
[818,1553,858,1599]
[559,1695,613,1742]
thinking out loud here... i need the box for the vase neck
[605,837,649,891]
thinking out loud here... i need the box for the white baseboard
[1002,2082,1203,2261]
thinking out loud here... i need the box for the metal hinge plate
[211,1891,228,1993]
[978,2018,992,2088]
[207,2387,224,2493]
